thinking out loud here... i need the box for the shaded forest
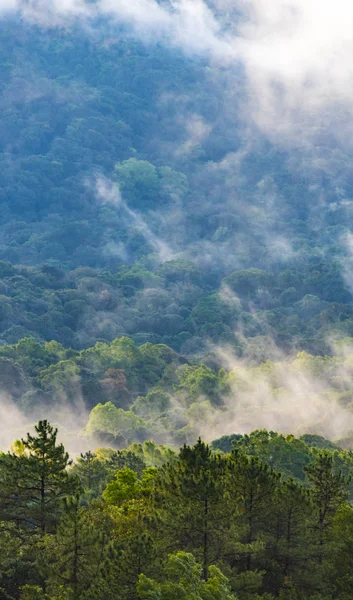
[1,422,353,599]
[1,5,353,598]
[0,18,352,359]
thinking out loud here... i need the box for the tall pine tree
[0,421,79,536]
[155,439,229,580]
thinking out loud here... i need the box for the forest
[3,334,353,451]
[0,16,353,359]
[2,0,353,597]
[1,421,353,599]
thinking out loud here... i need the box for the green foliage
[20,586,50,600]
[3,333,353,449]
[40,496,113,600]
[71,451,107,498]
[224,269,271,299]
[86,402,147,446]
[175,365,229,406]
[0,420,79,536]
[155,440,231,579]
[137,551,237,600]
[103,467,140,505]
[233,431,312,481]
[114,158,185,210]
[107,449,146,476]
[126,441,176,467]
[0,422,352,598]
[1,14,353,599]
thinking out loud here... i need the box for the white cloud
[5,0,353,142]
[0,0,17,13]
[234,0,353,140]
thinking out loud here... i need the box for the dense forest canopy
[0,10,353,359]
[3,335,353,451]
[2,0,353,597]
[2,422,353,599]
[0,0,352,449]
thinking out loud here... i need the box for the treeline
[1,421,353,599]
[3,335,353,448]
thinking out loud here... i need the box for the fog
[3,0,353,143]
[206,342,353,443]
[94,176,174,262]
[0,1,353,452]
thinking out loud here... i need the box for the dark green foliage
[40,495,115,600]
[0,423,352,598]
[0,11,353,599]
[0,20,350,359]
[211,434,243,453]
[71,452,107,498]
[107,450,146,478]
[0,420,79,536]
[300,435,340,451]
[156,439,229,580]
[305,451,350,567]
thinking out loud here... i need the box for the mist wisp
[3,0,353,146]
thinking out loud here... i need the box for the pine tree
[269,479,313,596]
[155,439,229,581]
[107,450,145,478]
[228,449,280,573]
[0,421,80,536]
[305,450,349,564]
[115,533,157,600]
[0,521,39,600]
[40,496,114,600]
[99,465,159,600]
[71,451,106,498]
[294,450,350,597]
[329,504,353,598]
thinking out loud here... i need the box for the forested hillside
[0,12,353,444]
[3,1,353,596]
[1,16,353,359]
